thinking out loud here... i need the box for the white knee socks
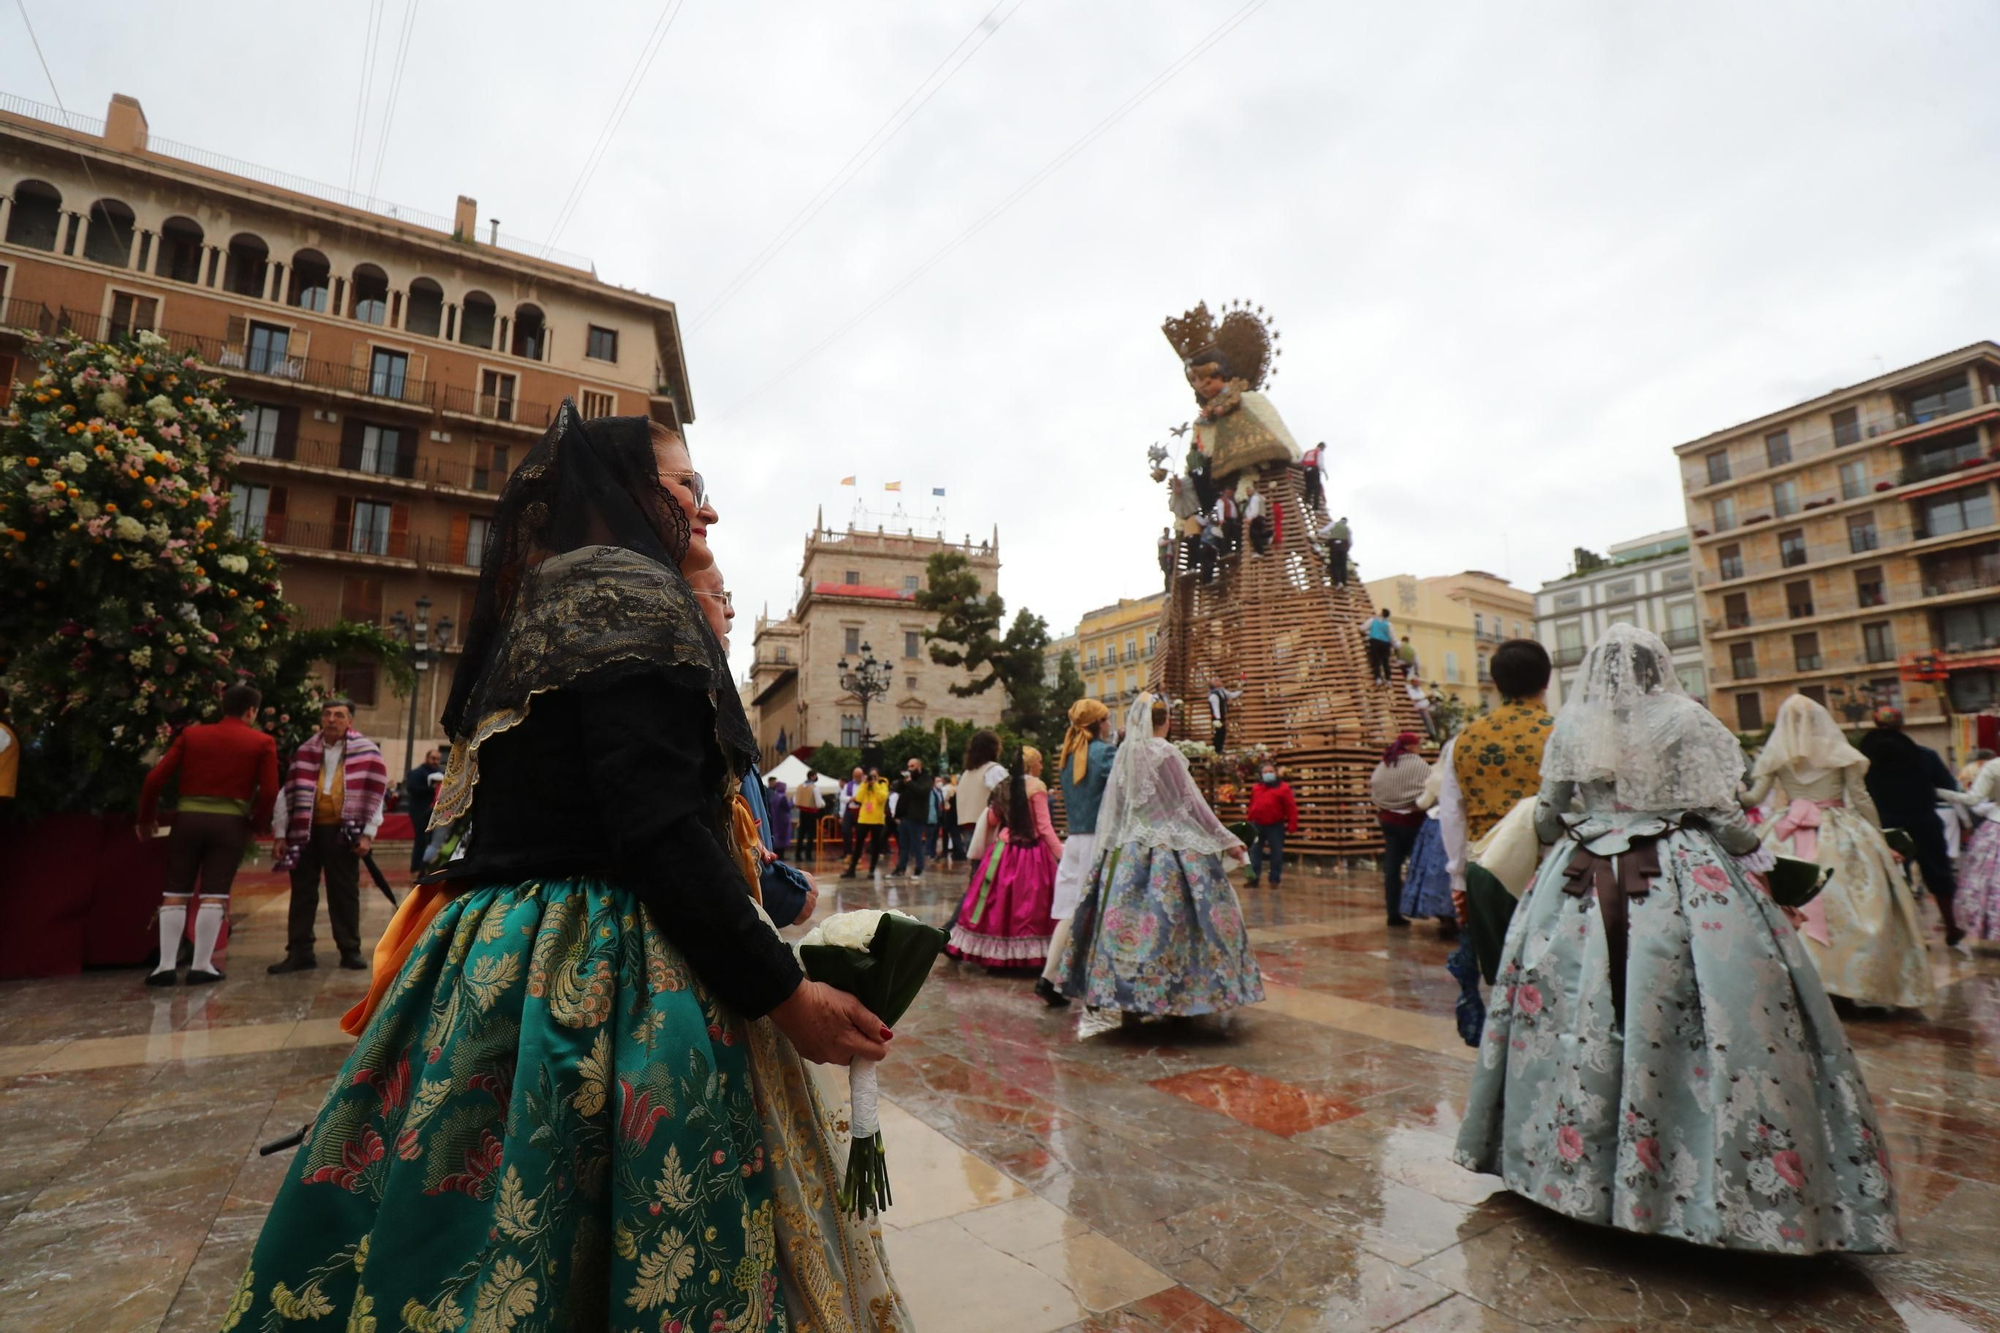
[191,899,226,973]
[155,898,189,974]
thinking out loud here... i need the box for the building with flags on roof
[744,510,1004,764]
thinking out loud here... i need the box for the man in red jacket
[137,682,281,985]
[1244,759,1301,889]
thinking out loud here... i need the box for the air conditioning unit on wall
[313,409,337,423]
[430,430,452,443]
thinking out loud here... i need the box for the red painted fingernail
[880,1027,893,1040]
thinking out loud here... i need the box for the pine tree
[0,331,401,814]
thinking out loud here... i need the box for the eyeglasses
[694,588,733,610]
[660,469,709,508]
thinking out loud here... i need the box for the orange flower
[105,503,118,513]
[24,457,37,467]
[141,499,154,510]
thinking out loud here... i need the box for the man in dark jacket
[403,748,443,874]
[892,757,937,880]
[1857,707,1963,946]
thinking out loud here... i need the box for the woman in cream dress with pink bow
[1743,693,1933,1011]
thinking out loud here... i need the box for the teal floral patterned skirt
[221,877,786,1332]
[1454,818,1902,1255]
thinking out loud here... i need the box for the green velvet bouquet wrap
[1764,854,1832,910]
[796,908,949,1216]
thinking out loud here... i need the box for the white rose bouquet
[796,907,948,1215]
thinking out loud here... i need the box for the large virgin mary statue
[1163,301,1300,479]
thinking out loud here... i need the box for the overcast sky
[12,1,2000,677]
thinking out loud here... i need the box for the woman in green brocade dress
[223,407,901,1332]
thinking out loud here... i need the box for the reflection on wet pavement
[0,856,1995,1330]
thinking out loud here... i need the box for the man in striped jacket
[269,700,387,974]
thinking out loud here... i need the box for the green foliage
[913,552,1050,740]
[1571,547,1607,576]
[1042,650,1087,758]
[262,622,416,756]
[1429,690,1479,739]
[809,742,861,781]
[0,330,406,813]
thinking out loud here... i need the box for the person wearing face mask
[1242,761,1299,889]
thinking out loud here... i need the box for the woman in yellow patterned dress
[222,407,896,1332]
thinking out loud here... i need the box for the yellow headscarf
[1060,698,1111,785]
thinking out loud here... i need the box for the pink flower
[1515,984,1544,1017]
[1773,1150,1805,1188]
[1557,1125,1584,1162]
[1636,1137,1662,1172]
[1692,864,1729,892]
[1542,1184,1562,1201]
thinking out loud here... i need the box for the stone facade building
[1535,529,1704,708]
[746,518,1004,764]
[1676,342,2000,751]
[1364,570,1535,710]
[0,91,690,761]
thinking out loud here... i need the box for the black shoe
[185,967,225,985]
[1945,925,1966,949]
[268,955,317,974]
[1387,915,1411,928]
[144,968,178,987]
[841,869,858,880]
[1035,978,1070,1009]
[339,954,368,971]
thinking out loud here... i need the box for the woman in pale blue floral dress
[1055,693,1264,1018]
[1455,625,1901,1255]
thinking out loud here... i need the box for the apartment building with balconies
[1535,529,1704,707]
[0,91,691,756]
[1676,341,2000,749]
[1070,593,1166,706]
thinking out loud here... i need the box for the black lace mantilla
[433,544,757,822]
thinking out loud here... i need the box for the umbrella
[361,851,399,907]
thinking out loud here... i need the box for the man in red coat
[137,682,280,984]
[1243,759,1301,889]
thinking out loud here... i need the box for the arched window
[405,277,444,337]
[459,290,496,350]
[5,179,62,250]
[224,232,270,298]
[159,216,206,284]
[84,199,136,266]
[350,263,389,325]
[288,248,331,312]
[511,302,546,360]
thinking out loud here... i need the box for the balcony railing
[1921,569,2000,597]
[1661,626,1700,648]
[1552,646,1585,667]
[442,385,554,428]
[423,535,481,571]
[1684,411,1912,495]
[1897,453,1994,488]
[260,517,414,561]
[1731,660,1759,680]
[1849,529,1880,553]
[1724,612,1753,629]
[1,296,55,335]
[235,433,509,499]
[1795,653,1824,671]
[41,307,437,409]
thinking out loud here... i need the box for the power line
[346,0,387,195]
[365,0,423,203]
[540,0,687,255]
[689,0,1030,333]
[715,0,1269,421]
[13,0,103,201]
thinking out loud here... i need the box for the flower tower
[0,330,287,813]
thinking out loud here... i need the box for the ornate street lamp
[388,594,455,778]
[837,640,892,750]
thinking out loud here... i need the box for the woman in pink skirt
[947,746,1064,969]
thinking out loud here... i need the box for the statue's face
[1191,371,1226,399]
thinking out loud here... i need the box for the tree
[0,330,404,815]
[1572,547,1607,576]
[915,551,1051,737]
[1042,650,1087,756]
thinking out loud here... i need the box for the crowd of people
[120,398,2000,1319]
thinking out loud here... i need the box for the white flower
[129,646,152,668]
[145,395,179,421]
[94,390,126,417]
[113,516,146,542]
[64,451,88,474]
[72,498,99,520]
[217,554,249,574]
[136,329,167,349]
[798,908,920,951]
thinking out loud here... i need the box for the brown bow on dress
[1561,837,1665,1028]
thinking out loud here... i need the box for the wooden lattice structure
[1150,461,1429,857]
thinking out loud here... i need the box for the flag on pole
[839,476,856,486]
[932,487,946,497]
[884,481,902,492]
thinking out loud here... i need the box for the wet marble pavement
[0,852,1995,1332]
